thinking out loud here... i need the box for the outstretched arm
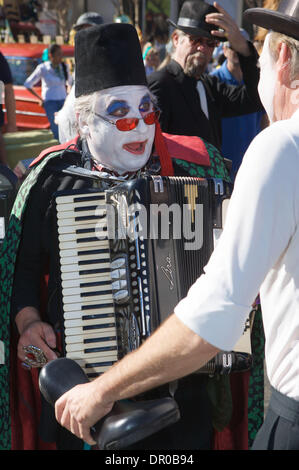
[55,313,219,445]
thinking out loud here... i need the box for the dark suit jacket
[148,44,263,150]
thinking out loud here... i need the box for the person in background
[211,29,266,180]
[148,0,263,152]
[56,12,104,144]
[254,0,281,54]
[24,44,72,140]
[0,51,17,165]
[143,42,160,75]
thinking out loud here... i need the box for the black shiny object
[39,357,180,450]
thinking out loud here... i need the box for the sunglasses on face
[187,35,219,48]
[94,109,160,131]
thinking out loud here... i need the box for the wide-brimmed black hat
[244,0,299,41]
[168,0,226,41]
[75,23,147,98]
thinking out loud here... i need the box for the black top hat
[75,23,147,98]
[244,0,299,41]
[168,0,226,41]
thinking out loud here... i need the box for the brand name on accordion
[95,202,204,251]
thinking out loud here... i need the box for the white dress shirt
[175,108,299,400]
[24,61,71,101]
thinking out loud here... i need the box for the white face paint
[258,34,277,124]
[82,85,155,175]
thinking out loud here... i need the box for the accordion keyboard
[56,191,120,378]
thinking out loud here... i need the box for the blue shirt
[211,61,264,181]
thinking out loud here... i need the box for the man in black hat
[54,0,299,451]
[148,0,264,151]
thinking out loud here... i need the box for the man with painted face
[53,1,299,451]
[1,23,231,450]
[148,0,264,151]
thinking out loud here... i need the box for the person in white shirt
[54,1,299,450]
[24,44,72,140]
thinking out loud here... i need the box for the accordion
[50,173,252,448]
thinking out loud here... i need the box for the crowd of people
[2,0,299,454]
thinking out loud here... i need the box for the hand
[16,307,58,366]
[206,2,250,56]
[38,99,44,108]
[55,381,114,445]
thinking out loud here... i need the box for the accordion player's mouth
[123,140,148,155]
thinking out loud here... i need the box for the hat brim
[244,8,299,41]
[167,18,226,42]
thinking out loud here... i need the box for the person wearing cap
[211,29,266,181]
[53,0,299,451]
[1,22,231,450]
[148,0,264,152]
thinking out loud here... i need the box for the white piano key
[75,361,116,375]
[64,315,115,329]
[60,248,110,260]
[59,239,106,250]
[65,324,115,337]
[65,329,117,344]
[60,252,110,265]
[58,222,107,235]
[57,213,107,226]
[58,231,108,242]
[63,292,113,305]
[63,295,113,311]
[60,261,111,273]
[62,273,112,288]
[62,282,112,296]
[63,307,115,320]
[61,269,111,281]
[56,195,105,208]
[66,341,117,354]
[60,248,107,259]
[66,350,118,360]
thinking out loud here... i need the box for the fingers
[55,394,96,446]
[213,1,229,15]
[18,321,58,365]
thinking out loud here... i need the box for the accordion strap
[154,122,174,176]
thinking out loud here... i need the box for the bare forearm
[96,313,219,404]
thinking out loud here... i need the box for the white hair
[268,31,299,80]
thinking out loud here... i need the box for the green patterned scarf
[0,151,63,450]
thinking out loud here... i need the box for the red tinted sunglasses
[94,109,160,131]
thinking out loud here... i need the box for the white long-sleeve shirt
[175,108,299,400]
[24,61,71,101]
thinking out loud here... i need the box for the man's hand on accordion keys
[15,306,59,369]
[55,380,114,446]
